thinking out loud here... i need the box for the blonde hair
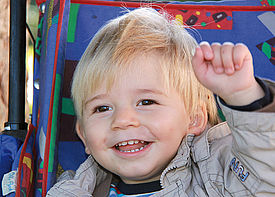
[71,7,218,125]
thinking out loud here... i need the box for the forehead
[120,52,162,84]
[88,52,166,97]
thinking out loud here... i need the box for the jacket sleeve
[219,79,275,196]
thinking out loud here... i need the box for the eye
[137,99,157,106]
[93,105,112,113]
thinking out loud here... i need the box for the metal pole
[4,0,28,139]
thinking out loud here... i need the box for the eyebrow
[85,94,109,106]
[85,88,167,106]
[135,88,167,96]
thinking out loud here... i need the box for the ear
[188,104,208,136]
[76,120,91,155]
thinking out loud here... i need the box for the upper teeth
[116,140,145,147]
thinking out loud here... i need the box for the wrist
[221,79,265,106]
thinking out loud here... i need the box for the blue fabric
[0,135,22,197]
[58,141,86,171]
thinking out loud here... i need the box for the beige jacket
[47,80,275,197]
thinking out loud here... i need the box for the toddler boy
[47,8,275,196]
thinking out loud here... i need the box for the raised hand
[192,42,264,106]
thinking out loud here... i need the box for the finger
[192,47,207,81]
[211,42,223,74]
[199,41,213,60]
[233,43,252,70]
[221,42,235,75]
[192,46,204,66]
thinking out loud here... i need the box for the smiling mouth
[114,140,150,153]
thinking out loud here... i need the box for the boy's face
[77,52,193,184]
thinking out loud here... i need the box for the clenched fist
[192,42,264,106]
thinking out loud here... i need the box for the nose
[111,107,140,130]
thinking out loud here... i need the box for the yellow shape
[217,24,221,28]
[175,14,183,25]
[23,156,32,169]
[29,169,33,184]
[196,11,201,15]
[23,156,33,183]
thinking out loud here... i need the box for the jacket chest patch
[229,157,250,182]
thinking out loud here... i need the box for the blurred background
[0,0,38,131]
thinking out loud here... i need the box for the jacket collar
[191,122,231,163]
[159,134,194,189]
[160,122,231,189]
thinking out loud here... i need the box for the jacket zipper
[159,164,178,189]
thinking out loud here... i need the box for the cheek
[83,123,107,150]
[149,113,189,139]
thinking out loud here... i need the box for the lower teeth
[119,145,146,153]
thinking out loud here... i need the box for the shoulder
[191,124,252,196]
[46,156,103,197]
[207,122,231,142]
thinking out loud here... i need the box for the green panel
[40,160,44,169]
[48,74,62,172]
[62,97,76,116]
[67,4,80,43]
[262,42,271,59]
[218,108,226,122]
[35,17,44,55]
[267,0,275,6]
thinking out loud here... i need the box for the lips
[114,140,149,153]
